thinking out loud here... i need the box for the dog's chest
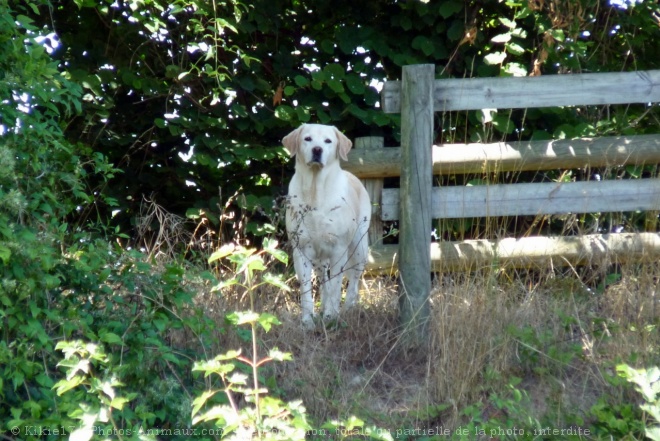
[286,197,357,257]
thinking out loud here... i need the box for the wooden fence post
[398,64,434,345]
[354,137,385,246]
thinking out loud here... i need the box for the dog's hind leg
[343,235,368,311]
[343,266,362,310]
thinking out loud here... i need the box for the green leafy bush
[618,365,660,441]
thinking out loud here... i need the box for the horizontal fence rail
[381,179,660,220]
[367,233,660,274]
[382,70,660,113]
[345,134,660,178]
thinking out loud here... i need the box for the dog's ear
[282,125,304,157]
[334,127,352,161]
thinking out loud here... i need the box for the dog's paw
[321,314,349,331]
[301,315,316,330]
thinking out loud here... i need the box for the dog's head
[282,124,352,169]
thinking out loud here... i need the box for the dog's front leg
[293,248,315,328]
[320,263,343,321]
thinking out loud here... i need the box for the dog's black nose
[312,147,323,162]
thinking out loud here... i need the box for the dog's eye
[304,136,312,142]
[324,138,331,144]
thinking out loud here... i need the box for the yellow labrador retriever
[283,124,371,327]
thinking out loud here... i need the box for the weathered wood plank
[366,233,660,274]
[382,70,660,113]
[382,179,660,220]
[354,137,385,246]
[344,134,660,178]
[398,64,434,342]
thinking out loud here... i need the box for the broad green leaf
[54,376,84,395]
[263,273,291,292]
[505,41,525,55]
[345,74,366,95]
[16,15,37,30]
[503,62,527,77]
[227,372,248,385]
[99,332,123,345]
[400,16,412,30]
[327,79,345,94]
[284,85,296,96]
[275,105,295,121]
[211,278,238,293]
[491,33,512,44]
[320,39,335,54]
[229,311,260,326]
[645,427,660,441]
[216,349,242,361]
[191,390,218,416]
[551,29,566,42]
[257,312,281,332]
[323,63,345,79]
[484,52,506,65]
[499,17,517,29]
[420,39,435,56]
[311,80,323,91]
[263,238,288,264]
[294,75,309,87]
[208,243,236,264]
[492,114,515,134]
[438,1,463,18]
[110,397,131,410]
[514,6,532,19]
[412,36,434,56]
[269,348,293,361]
[192,359,235,377]
[238,254,266,274]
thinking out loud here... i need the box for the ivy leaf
[412,36,435,56]
[503,62,528,77]
[505,42,525,55]
[551,29,566,42]
[327,79,345,94]
[294,75,309,87]
[499,17,517,29]
[323,63,345,80]
[491,33,512,44]
[438,0,463,18]
[484,52,507,65]
[274,105,295,121]
[345,74,366,95]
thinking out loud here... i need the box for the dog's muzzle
[309,146,324,167]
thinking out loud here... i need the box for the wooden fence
[343,65,660,340]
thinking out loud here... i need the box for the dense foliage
[16,0,660,237]
[1,0,659,439]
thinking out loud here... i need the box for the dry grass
[194,259,659,431]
